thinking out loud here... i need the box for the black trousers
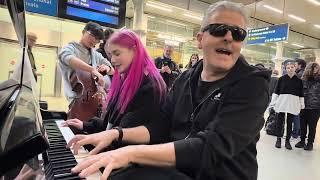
[276,112,295,140]
[300,109,320,143]
[110,165,193,180]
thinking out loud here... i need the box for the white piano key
[54,120,102,179]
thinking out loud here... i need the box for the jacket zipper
[185,88,221,139]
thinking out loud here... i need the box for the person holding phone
[155,45,181,89]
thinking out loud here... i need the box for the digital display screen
[247,23,289,45]
[59,0,126,28]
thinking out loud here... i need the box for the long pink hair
[106,29,167,113]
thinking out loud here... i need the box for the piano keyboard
[43,120,101,180]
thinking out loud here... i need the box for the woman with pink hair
[64,29,167,154]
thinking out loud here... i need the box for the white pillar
[314,49,320,64]
[274,42,284,75]
[132,0,148,45]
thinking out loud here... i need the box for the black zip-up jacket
[303,78,320,109]
[83,76,163,143]
[147,57,271,180]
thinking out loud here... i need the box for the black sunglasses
[202,23,247,42]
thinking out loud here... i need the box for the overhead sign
[246,23,289,45]
[25,0,58,17]
[58,0,126,28]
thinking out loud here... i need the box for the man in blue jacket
[70,1,270,180]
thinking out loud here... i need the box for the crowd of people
[23,1,319,179]
[56,1,272,180]
[269,59,320,151]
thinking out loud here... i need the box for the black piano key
[43,121,90,180]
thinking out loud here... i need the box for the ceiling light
[291,43,305,48]
[314,24,320,28]
[147,15,156,19]
[173,36,187,42]
[146,3,172,12]
[183,14,203,21]
[166,20,186,27]
[288,14,306,22]
[307,0,320,6]
[263,5,283,14]
[165,40,180,46]
[157,34,171,39]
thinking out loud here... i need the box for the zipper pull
[190,113,194,122]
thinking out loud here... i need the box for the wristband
[112,126,123,144]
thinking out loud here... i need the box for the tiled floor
[44,96,320,180]
[258,130,320,180]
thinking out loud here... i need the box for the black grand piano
[0,0,82,179]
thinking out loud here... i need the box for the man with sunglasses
[70,1,270,180]
[58,21,114,104]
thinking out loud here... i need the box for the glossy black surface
[0,85,49,175]
[0,0,49,176]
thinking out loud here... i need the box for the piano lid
[5,0,37,91]
[0,0,49,175]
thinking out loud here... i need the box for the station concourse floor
[43,96,320,180]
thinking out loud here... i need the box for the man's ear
[196,32,203,49]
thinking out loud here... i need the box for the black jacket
[296,68,304,79]
[83,76,163,143]
[147,57,270,180]
[155,56,180,88]
[269,76,278,96]
[303,78,320,109]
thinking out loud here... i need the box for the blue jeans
[292,114,300,138]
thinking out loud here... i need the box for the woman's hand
[72,147,133,180]
[67,129,119,155]
[62,119,84,130]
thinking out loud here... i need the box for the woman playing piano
[64,29,167,155]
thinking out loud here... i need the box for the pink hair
[106,29,167,113]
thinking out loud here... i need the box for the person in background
[26,32,38,81]
[185,53,200,69]
[154,45,181,88]
[269,69,279,100]
[291,58,307,138]
[270,61,304,150]
[70,1,270,180]
[58,22,114,104]
[295,62,320,151]
[64,29,167,154]
[295,58,306,79]
[97,28,114,61]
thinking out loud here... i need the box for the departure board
[58,0,126,28]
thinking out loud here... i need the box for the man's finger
[73,137,95,155]
[101,164,114,180]
[72,155,99,173]
[89,144,104,155]
[79,158,107,178]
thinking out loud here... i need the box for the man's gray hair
[201,1,249,31]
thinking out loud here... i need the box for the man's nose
[224,31,233,42]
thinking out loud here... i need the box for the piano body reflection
[0,0,101,179]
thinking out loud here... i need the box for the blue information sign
[246,23,289,45]
[59,0,126,28]
[25,0,58,17]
